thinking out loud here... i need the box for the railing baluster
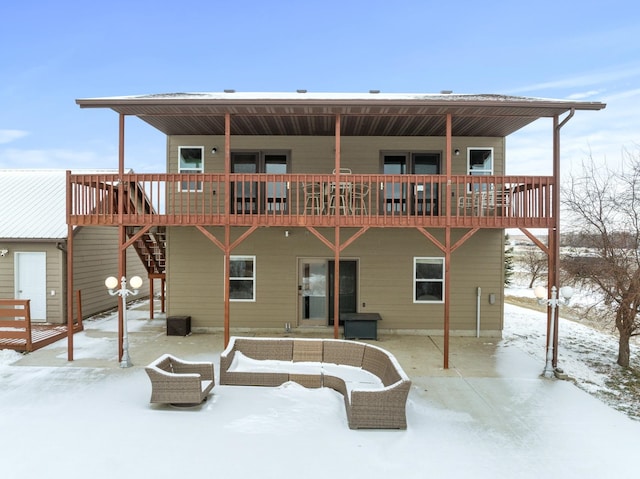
[67,173,554,228]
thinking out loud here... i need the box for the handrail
[67,173,554,228]
[0,299,32,351]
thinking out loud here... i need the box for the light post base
[541,365,555,379]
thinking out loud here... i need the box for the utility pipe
[476,286,481,338]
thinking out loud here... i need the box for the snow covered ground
[1,296,639,478]
[504,285,639,420]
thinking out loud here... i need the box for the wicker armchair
[145,354,215,405]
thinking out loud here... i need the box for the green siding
[167,226,505,336]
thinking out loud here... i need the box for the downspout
[476,286,481,338]
[550,108,575,367]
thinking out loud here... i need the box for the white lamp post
[105,275,143,368]
[534,285,574,378]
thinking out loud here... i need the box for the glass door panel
[412,153,440,215]
[328,260,357,326]
[265,154,288,212]
[231,153,258,213]
[299,259,327,325]
[383,155,407,214]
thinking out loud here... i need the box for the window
[178,146,204,191]
[467,147,493,192]
[414,257,444,303]
[229,255,256,301]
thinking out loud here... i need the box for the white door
[15,252,47,322]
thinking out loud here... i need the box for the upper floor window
[414,257,444,303]
[178,146,204,191]
[467,148,493,176]
[467,147,493,192]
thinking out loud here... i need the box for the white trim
[178,146,204,192]
[14,251,47,321]
[466,147,494,176]
[413,257,445,304]
[228,255,256,302]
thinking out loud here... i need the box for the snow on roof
[0,169,118,240]
[81,91,575,104]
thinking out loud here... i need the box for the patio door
[15,252,47,322]
[328,260,357,326]
[231,151,289,213]
[299,259,327,326]
[383,152,440,215]
[298,259,357,326]
[412,153,440,215]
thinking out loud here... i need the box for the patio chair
[350,183,369,214]
[145,354,215,405]
[303,182,324,214]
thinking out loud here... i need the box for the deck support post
[333,114,342,339]
[66,220,74,361]
[224,112,232,348]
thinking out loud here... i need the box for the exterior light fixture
[211,147,218,155]
[0,249,8,257]
[454,149,460,156]
[534,285,574,378]
[105,275,143,368]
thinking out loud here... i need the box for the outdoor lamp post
[105,275,143,368]
[534,285,574,378]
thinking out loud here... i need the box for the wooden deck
[0,299,83,353]
[0,324,81,353]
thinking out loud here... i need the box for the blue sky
[1,0,639,175]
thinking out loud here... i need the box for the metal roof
[76,91,606,137]
[0,169,118,240]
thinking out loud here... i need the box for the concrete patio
[2,302,639,478]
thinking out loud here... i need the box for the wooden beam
[519,227,549,254]
[66,225,74,361]
[450,227,480,254]
[305,226,337,251]
[334,114,341,340]
[122,225,152,250]
[195,225,225,251]
[230,225,259,250]
[339,226,370,252]
[444,227,451,369]
[417,228,445,252]
[224,225,231,347]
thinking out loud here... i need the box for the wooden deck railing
[0,299,32,352]
[67,173,555,229]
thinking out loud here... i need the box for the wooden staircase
[128,226,166,275]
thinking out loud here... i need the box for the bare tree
[563,150,640,367]
[521,247,547,288]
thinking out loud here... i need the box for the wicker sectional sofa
[219,336,411,429]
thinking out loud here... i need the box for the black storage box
[167,315,191,336]
[342,312,382,340]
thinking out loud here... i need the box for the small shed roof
[0,169,118,240]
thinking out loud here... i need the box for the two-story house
[70,91,605,367]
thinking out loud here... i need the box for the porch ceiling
[76,92,606,137]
